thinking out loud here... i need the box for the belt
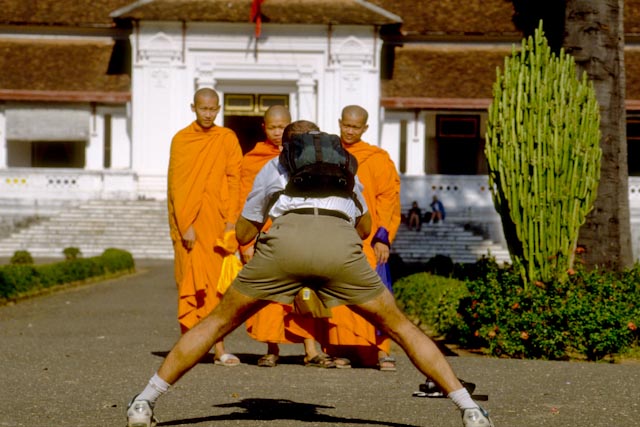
[285,208,351,222]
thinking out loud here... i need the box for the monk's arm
[372,152,402,241]
[236,217,263,245]
[225,132,244,225]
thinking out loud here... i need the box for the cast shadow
[157,397,420,426]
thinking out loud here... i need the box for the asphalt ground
[0,259,639,427]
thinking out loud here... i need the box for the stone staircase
[0,200,511,264]
[392,221,511,265]
[0,200,174,260]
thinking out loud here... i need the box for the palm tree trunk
[564,0,633,270]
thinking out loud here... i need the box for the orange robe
[167,121,243,332]
[240,141,316,343]
[322,140,401,366]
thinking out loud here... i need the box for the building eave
[381,97,491,111]
[0,89,131,104]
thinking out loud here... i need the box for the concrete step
[391,221,511,264]
[0,200,173,260]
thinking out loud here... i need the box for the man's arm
[355,211,372,240]
[236,216,263,245]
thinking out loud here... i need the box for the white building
[1,0,639,257]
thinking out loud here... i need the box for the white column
[322,31,380,141]
[0,104,6,168]
[405,112,426,176]
[297,66,317,122]
[110,108,132,169]
[131,24,187,199]
[379,112,402,169]
[85,107,105,170]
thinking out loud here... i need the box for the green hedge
[392,257,640,361]
[456,262,640,361]
[0,248,135,300]
[393,272,469,338]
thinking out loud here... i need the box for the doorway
[223,93,289,154]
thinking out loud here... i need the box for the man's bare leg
[350,289,463,395]
[158,287,266,384]
[348,289,498,426]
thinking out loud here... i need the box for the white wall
[130,22,382,198]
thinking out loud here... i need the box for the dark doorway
[628,117,640,176]
[223,93,289,155]
[31,140,85,168]
[225,115,264,154]
[434,115,484,175]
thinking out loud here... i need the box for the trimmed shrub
[0,249,135,300]
[101,248,135,273]
[393,272,469,338]
[63,247,82,260]
[10,250,34,265]
[0,265,37,297]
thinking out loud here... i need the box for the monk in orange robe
[240,106,336,368]
[167,88,243,366]
[321,105,402,369]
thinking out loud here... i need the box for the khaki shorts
[232,212,385,307]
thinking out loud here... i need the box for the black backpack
[280,131,358,199]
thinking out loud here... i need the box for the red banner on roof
[250,0,264,38]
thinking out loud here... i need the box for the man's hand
[373,241,390,265]
[182,225,196,250]
[240,245,255,264]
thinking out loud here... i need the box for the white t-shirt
[242,157,368,226]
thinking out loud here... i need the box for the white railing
[402,174,640,213]
[4,169,640,211]
[0,168,138,201]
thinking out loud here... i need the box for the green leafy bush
[392,257,640,361]
[101,248,135,272]
[0,265,36,297]
[455,261,640,361]
[393,272,469,338]
[0,249,135,300]
[10,250,34,265]
[63,247,82,260]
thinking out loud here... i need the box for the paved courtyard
[0,259,638,427]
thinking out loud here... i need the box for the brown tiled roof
[371,0,640,37]
[384,43,640,109]
[112,0,401,25]
[369,0,519,36]
[382,44,511,101]
[0,0,132,27]
[0,39,130,102]
[626,0,640,34]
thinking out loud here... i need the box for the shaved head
[263,105,292,147]
[341,105,368,123]
[191,88,221,129]
[264,105,291,123]
[282,120,320,143]
[193,87,219,105]
[339,105,369,145]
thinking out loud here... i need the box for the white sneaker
[462,406,494,427]
[127,397,157,427]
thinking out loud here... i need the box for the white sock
[137,373,170,405]
[448,387,479,411]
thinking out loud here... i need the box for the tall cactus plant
[485,23,601,286]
